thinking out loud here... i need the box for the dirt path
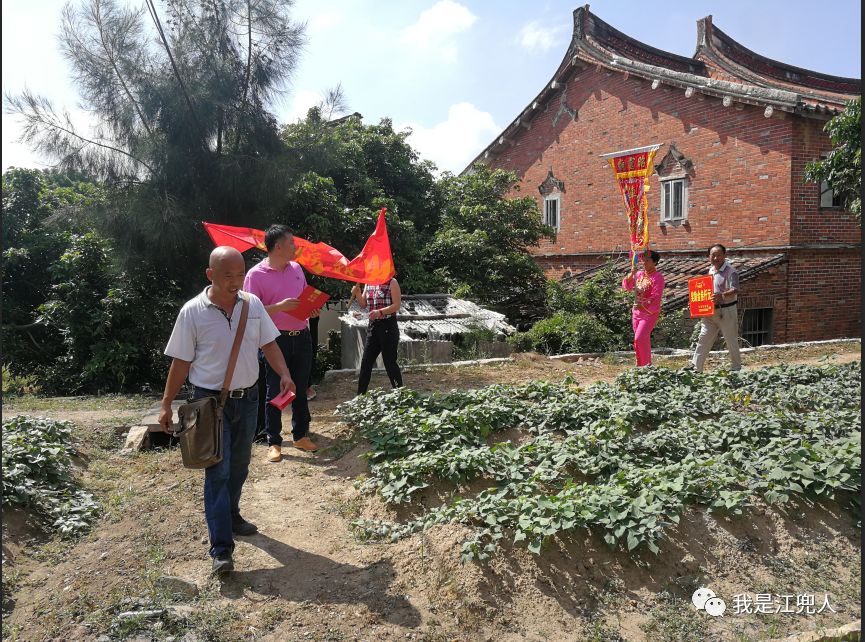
[3,341,861,642]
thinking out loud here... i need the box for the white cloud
[306,8,344,34]
[400,102,500,175]
[399,0,477,63]
[517,20,569,53]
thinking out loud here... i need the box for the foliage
[1,415,100,537]
[426,165,554,325]
[546,261,634,340]
[278,113,445,297]
[311,329,342,384]
[508,312,617,355]
[652,307,695,350]
[2,168,112,379]
[40,250,180,394]
[453,324,499,361]
[514,260,693,354]
[5,0,307,286]
[339,362,860,563]
[1,366,37,397]
[804,97,861,221]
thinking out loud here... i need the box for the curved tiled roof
[463,5,859,175]
[695,16,860,106]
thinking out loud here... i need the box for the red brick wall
[536,255,607,280]
[489,66,795,255]
[735,261,790,344]
[789,118,861,245]
[783,248,861,341]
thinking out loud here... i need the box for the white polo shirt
[164,288,280,390]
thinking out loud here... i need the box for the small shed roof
[340,294,515,340]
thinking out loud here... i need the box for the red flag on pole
[202,208,395,285]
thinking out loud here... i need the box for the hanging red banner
[601,145,661,270]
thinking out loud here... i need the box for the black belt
[717,301,737,309]
[194,383,256,399]
[280,328,310,336]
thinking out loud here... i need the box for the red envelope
[268,388,297,410]
[286,286,331,320]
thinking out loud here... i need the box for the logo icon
[692,587,726,617]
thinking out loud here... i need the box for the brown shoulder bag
[174,294,250,469]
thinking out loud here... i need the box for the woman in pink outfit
[621,250,665,367]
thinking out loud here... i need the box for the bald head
[206,246,246,301]
[209,246,245,270]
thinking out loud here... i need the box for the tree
[5,0,306,288]
[426,165,555,324]
[804,97,861,221]
[277,111,446,297]
[2,167,179,394]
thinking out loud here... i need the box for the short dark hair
[264,224,293,252]
[646,250,660,265]
[710,243,727,254]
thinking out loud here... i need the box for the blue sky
[2,0,861,175]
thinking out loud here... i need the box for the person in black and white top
[691,244,742,373]
[351,277,404,395]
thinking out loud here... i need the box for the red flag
[201,208,395,285]
[202,224,266,252]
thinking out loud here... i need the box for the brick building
[466,5,860,344]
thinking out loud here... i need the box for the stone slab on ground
[141,400,185,432]
[122,425,150,452]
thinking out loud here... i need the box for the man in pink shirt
[243,225,319,461]
[622,250,665,367]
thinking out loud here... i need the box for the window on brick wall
[741,308,773,347]
[819,179,843,208]
[660,178,688,223]
[543,194,560,231]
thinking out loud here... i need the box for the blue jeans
[195,385,258,558]
[263,330,312,445]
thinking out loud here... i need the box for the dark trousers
[308,316,319,388]
[195,385,258,558]
[262,330,312,445]
[357,316,403,395]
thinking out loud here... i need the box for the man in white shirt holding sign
[159,246,294,575]
[691,244,742,373]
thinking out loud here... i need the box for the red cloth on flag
[202,208,395,285]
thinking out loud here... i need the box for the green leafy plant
[508,311,617,355]
[338,362,861,563]
[1,415,100,537]
[312,329,343,383]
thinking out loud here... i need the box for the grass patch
[3,394,156,414]
[641,592,708,642]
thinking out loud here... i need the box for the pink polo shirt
[243,258,309,331]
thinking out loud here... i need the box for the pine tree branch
[144,0,203,137]
[92,0,155,139]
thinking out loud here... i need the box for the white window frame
[660,177,688,224]
[543,194,561,231]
